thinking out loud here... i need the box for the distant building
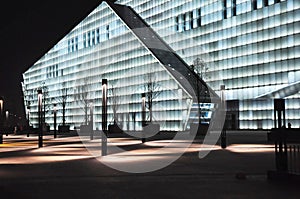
[22,0,300,130]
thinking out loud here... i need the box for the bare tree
[144,71,162,123]
[39,82,51,126]
[109,84,120,125]
[190,57,210,123]
[21,83,33,127]
[74,78,90,125]
[192,57,210,80]
[56,83,70,126]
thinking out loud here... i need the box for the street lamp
[90,101,94,140]
[0,97,3,116]
[26,106,31,137]
[5,110,9,136]
[102,79,108,156]
[220,85,226,149]
[141,93,146,143]
[0,96,3,144]
[54,104,57,138]
[37,89,43,148]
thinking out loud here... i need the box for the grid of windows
[68,37,79,53]
[117,0,300,129]
[46,64,59,79]
[22,2,194,131]
[23,0,300,130]
[175,8,201,32]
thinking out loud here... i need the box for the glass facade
[22,0,300,130]
[22,1,204,132]
[117,0,300,129]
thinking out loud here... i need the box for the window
[96,29,100,44]
[176,8,202,32]
[92,30,95,45]
[106,25,110,40]
[68,40,70,53]
[52,65,55,77]
[253,0,258,10]
[72,38,74,52]
[275,0,280,3]
[178,14,184,32]
[197,8,201,27]
[183,14,186,30]
[223,0,227,19]
[175,16,179,31]
[263,0,268,7]
[87,32,90,47]
[232,0,237,16]
[184,12,192,30]
[83,33,86,48]
[75,37,78,50]
[46,64,59,78]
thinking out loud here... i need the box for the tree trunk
[62,101,66,126]
[43,103,46,124]
[85,104,88,125]
[150,108,153,123]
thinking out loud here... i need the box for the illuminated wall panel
[23,0,300,130]
[22,2,193,131]
[116,0,300,129]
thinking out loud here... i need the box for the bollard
[221,129,226,149]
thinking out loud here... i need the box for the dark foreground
[0,131,299,199]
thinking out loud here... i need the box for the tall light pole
[54,104,57,138]
[5,110,9,136]
[102,79,108,156]
[90,101,94,140]
[220,85,226,149]
[0,97,3,144]
[37,89,43,148]
[141,93,146,143]
[27,106,30,137]
[0,97,3,116]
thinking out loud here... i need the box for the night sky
[0,0,104,119]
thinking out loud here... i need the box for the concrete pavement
[0,131,299,199]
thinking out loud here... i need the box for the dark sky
[0,0,105,119]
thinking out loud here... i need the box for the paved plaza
[0,131,299,199]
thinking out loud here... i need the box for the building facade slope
[106,1,218,102]
[22,1,215,132]
[115,0,300,129]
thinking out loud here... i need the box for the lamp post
[37,89,43,148]
[27,106,30,137]
[0,97,3,144]
[141,93,146,143]
[5,110,9,136]
[90,101,94,140]
[102,79,108,156]
[132,112,136,132]
[0,97,3,116]
[54,104,57,138]
[220,85,226,149]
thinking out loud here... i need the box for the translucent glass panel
[23,0,300,130]
[23,1,193,131]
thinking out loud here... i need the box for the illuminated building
[22,0,300,130]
